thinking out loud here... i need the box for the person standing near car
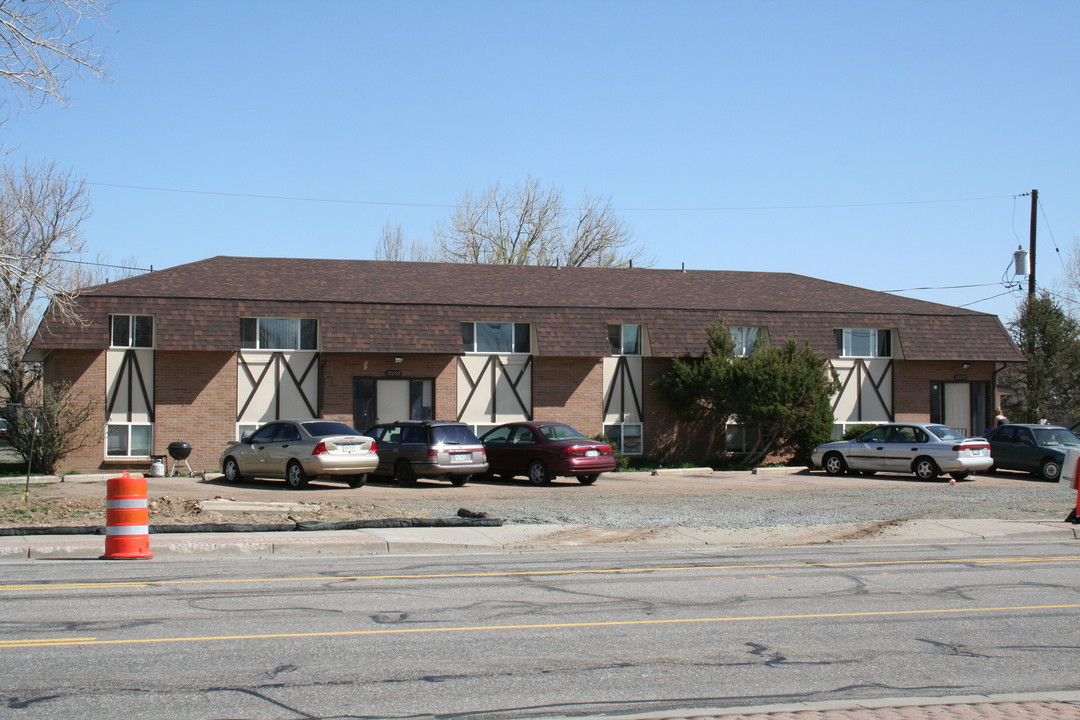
[994,408,1009,427]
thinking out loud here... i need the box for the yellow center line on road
[2,637,97,645]
[1,555,1078,592]
[2,603,1078,649]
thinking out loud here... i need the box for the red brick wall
[532,357,604,434]
[154,351,235,475]
[43,350,107,473]
[893,360,995,423]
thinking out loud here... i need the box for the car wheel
[949,472,969,481]
[822,452,848,476]
[449,474,469,487]
[285,461,309,489]
[528,460,552,485]
[347,474,368,488]
[578,474,599,485]
[222,457,243,483]
[913,457,940,481]
[395,460,418,487]
[1039,459,1061,481]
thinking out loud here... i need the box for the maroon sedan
[479,422,617,485]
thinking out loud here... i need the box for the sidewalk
[549,691,1080,720]
[0,516,1076,559]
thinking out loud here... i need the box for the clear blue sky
[7,0,1078,324]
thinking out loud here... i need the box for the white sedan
[812,423,992,481]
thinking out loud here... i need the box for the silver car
[219,419,379,489]
[812,422,993,481]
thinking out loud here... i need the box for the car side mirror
[241,431,254,444]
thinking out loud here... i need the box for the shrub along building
[27,256,1024,475]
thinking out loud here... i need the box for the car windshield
[538,424,588,441]
[926,425,965,441]
[432,425,480,445]
[301,421,359,438]
[1032,427,1080,446]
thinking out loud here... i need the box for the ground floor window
[604,423,643,455]
[106,423,153,457]
[236,423,259,440]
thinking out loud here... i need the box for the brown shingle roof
[30,256,1024,362]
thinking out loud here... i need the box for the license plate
[451,453,471,464]
[585,449,599,457]
[340,444,355,453]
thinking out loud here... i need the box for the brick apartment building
[26,256,1024,475]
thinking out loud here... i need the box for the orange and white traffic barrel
[102,472,154,559]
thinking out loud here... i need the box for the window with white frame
[110,315,154,348]
[461,322,531,353]
[608,324,641,355]
[836,328,891,358]
[729,326,764,357]
[240,318,318,350]
[106,423,153,457]
[604,422,643,455]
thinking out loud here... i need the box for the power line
[882,282,1002,292]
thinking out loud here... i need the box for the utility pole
[1028,188,1038,301]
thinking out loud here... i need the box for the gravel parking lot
[2,465,1074,530]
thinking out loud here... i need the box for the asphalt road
[2,541,1079,719]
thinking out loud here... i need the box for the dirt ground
[0,467,1061,529]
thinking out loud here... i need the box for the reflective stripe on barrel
[102,472,153,559]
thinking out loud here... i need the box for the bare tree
[0,160,91,404]
[0,0,111,115]
[374,220,434,262]
[432,176,648,267]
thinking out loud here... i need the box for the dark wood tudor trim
[603,355,643,422]
[457,355,533,423]
[237,351,319,422]
[106,349,154,423]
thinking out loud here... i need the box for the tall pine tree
[1001,294,1080,423]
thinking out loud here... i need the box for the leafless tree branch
[0,160,91,403]
[431,175,648,267]
[0,0,111,115]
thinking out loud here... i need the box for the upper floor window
[461,322,531,353]
[240,318,318,350]
[836,328,891,358]
[110,315,153,348]
[608,324,641,355]
[730,326,764,357]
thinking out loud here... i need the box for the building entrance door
[376,380,410,425]
[353,378,434,432]
[944,383,970,436]
[930,381,988,438]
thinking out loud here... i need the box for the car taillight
[428,449,439,460]
[954,443,989,451]
[370,440,377,454]
[312,442,328,455]
[564,445,607,456]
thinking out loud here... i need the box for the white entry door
[376,379,411,424]
[943,383,971,436]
